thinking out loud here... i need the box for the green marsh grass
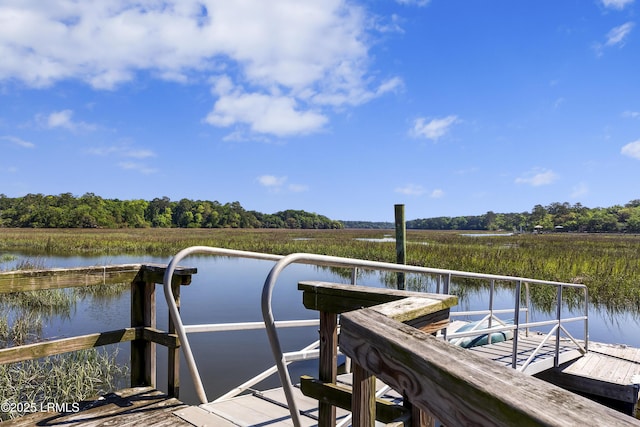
[0,347,128,421]
[1,228,639,313]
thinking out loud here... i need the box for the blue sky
[1,0,638,221]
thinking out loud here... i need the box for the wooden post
[352,363,375,427]
[395,204,406,290]
[168,281,181,397]
[318,311,338,427]
[403,395,434,427]
[130,276,156,387]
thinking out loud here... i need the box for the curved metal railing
[163,246,589,427]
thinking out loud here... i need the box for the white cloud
[118,161,157,174]
[1,135,35,148]
[88,143,155,159]
[396,0,431,6]
[430,189,444,198]
[593,22,635,56]
[570,182,589,198]
[623,111,640,119]
[605,22,634,47]
[206,84,328,136]
[395,184,426,196]
[515,169,558,186]
[38,109,96,132]
[621,139,640,159]
[288,184,309,193]
[411,115,459,141]
[395,184,443,197]
[601,0,635,10]
[47,110,74,129]
[0,1,399,137]
[257,175,308,193]
[89,142,156,173]
[258,175,288,188]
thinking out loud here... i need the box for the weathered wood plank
[300,376,409,424]
[0,327,176,366]
[140,263,196,286]
[174,405,237,426]
[0,328,138,365]
[352,363,376,427]
[143,327,179,348]
[0,264,197,294]
[1,387,190,427]
[131,278,155,388]
[299,281,457,315]
[340,308,640,427]
[318,310,338,426]
[0,264,196,294]
[0,264,142,293]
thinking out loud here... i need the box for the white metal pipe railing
[162,246,589,427]
[183,319,319,334]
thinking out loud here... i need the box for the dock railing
[162,247,592,426]
[440,275,589,373]
[339,301,636,427]
[0,263,195,405]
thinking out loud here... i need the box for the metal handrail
[444,277,589,373]
[163,246,589,427]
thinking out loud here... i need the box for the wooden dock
[2,387,191,427]
[536,341,640,415]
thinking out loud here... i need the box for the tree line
[342,200,640,233]
[0,193,343,229]
[3,193,639,233]
[405,201,640,233]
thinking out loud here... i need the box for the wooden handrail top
[0,264,196,293]
[340,306,640,427]
[298,281,457,316]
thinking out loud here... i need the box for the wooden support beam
[0,328,138,365]
[352,363,376,427]
[131,277,156,388]
[140,264,196,286]
[318,311,338,426]
[300,376,410,425]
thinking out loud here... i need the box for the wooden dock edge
[535,366,640,416]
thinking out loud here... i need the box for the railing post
[318,310,338,426]
[584,287,589,352]
[404,397,434,427]
[352,363,375,427]
[555,285,563,367]
[131,273,156,387]
[168,281,181,397]
[488,279,495,343]
[395,204,406,290]
[511,280,521,369]
[525,282,531,337]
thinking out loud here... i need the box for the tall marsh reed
[0,347,128,421]
[1,228,639,313]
